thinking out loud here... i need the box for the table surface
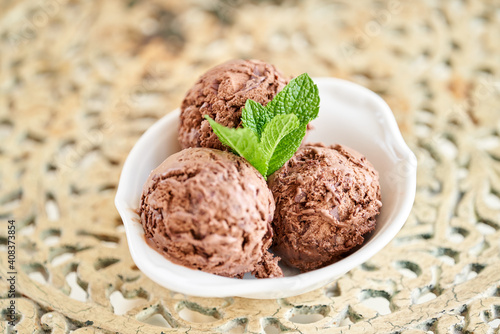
[1,0,499,333]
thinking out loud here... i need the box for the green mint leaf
[205,73,320,179]
[260,114,300,161]
[267,124,307,175]
[241,99,271,137]
[205,116,268,176]
[266,73,320,124]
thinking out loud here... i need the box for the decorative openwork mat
[1,0,499,332]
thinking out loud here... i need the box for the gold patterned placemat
[1,0,500,333]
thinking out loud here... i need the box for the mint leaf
[205,72,320,178]
[205,116,268,176]
[267,124,307,175]
[260,114,300,159]
[206,114,299,178]
[241,99,271,137]
[266,73,320,124]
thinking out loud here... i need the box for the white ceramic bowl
[115,78,417,299]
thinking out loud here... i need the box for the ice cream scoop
[268,143,382,272]
[178,59,289,150]
[139,147,283,278]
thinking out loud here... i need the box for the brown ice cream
[179,59,289,150]
[268,143,382,272]
[139,148,283,278]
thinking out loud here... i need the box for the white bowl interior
[115,77,416,299]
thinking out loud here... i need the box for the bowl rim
[115,77,417,299]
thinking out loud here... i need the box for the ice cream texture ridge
[138,59,382,278]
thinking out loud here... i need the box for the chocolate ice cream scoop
[268,143,382,272]
[179,59,289,150]
[139,148,283,279]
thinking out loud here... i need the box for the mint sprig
[205,73,319,179]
